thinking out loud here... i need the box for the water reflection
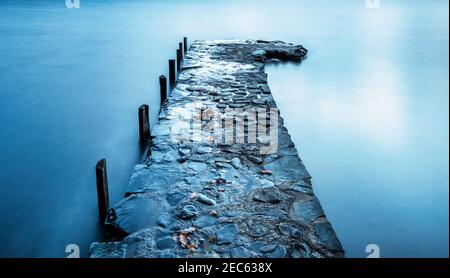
[266,0,448,257]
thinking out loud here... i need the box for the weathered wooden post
[179,42,183,59]
[138,104,150,143]
[169,59,176,85]
[159,75,167,106]
[176,49,182,72]
[95,159,109,223]
[183,37,188,54]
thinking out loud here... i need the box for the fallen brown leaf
[178,234,189,248]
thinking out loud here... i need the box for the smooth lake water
[0,0,448,257]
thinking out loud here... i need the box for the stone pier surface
[89,40,344,258]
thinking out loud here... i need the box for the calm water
[0,0,448,257]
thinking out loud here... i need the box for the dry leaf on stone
[178,234,189,248]
[187,242,197,251]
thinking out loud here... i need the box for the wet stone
[291,198,325,223]
[262,154,310,181]
[260,84,271,94]
[252,188,281,204]
[155,227,171,239]
[186,161,207,172]
[157,213,173,228]
[247,220,270,238]
[106,195,168,234]
[266,245,286,258]
[179,148,191,156]
[156,236,176,250]
[291,243,312,258]
[199,226,216,239]
[180,205,199,219]
[231,157,241,169]
[126,164,182,193]
[278,223,303,239]
[279,223,295,236]
[278,180,313,195]
[166,190,187,206]
[252,49,267,57]
[229,103,246,108]
[260,244,277,253]
[314,222,343,251]
[260,179,275,188]
[194,215,218,228]
[248,155,263,164]
[216,224,239,245]
[254,207,285,219]
[197,193,217,205]
[222,210,246,218]
[197,146,213,154]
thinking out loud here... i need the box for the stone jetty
[89,39,344,258]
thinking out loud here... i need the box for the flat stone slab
[89,39,344,258]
